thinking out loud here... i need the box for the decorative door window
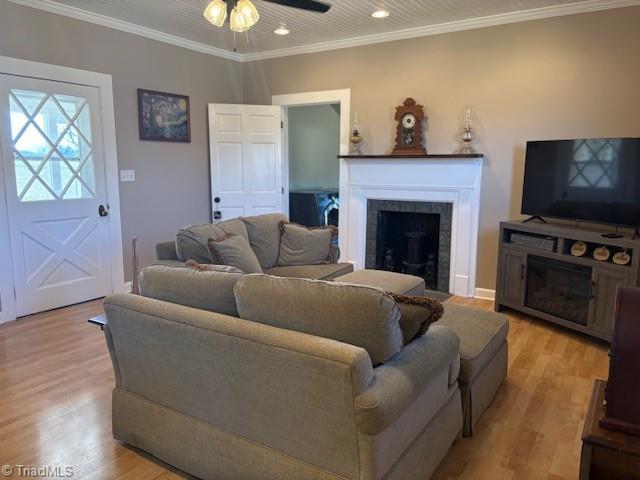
[9,89,95,202]
[569,139,621,189]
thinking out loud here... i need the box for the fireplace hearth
[366,200,452,292]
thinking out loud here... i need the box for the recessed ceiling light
[371,9,390,19]
[274,25,290,35]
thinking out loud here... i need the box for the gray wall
[0,1,243,281]
[243,6,640,289]
[3,1,640,292]
[288,104,340,191]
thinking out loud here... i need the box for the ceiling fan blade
[262,0,331,13]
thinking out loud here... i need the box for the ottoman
[438,303,509,436]
[334,269,425,296]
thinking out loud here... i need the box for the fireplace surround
[366,200,452,292]
[338,154,483,297]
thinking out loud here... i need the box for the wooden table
[580,379,640,479]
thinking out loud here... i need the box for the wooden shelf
[338,153,484,159]
[502,220,640,249]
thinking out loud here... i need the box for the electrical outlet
[120,170,135,182]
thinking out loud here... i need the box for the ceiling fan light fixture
[230,6,250,32]
[274,25,290,35]
[371,9,390,19]
[237,0,260,27]
[203,0,227,27]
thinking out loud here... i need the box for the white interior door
[208,104,283,219]
[0,74,112,317]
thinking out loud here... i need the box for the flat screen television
[522,138,640,228]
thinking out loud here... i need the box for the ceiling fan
[204,0,331,33]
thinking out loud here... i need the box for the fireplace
[365,200,452,292]
[339,154,483,297]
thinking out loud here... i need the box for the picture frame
[137,88,191,142]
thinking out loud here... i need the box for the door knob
[98,204,110,217]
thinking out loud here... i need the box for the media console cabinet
[495,220,640,341]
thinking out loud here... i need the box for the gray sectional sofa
[155,212,354,280]
[103,213,509,479]
[104,268,464,480]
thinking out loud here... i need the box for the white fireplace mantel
[338,154,484,297]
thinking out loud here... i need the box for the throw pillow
[277,221,336,266]
[387,292,444,344]
[185,259,245,274]
[208,235,263,274]
[175,223,225,263]
[240,213,288,269]
[234,275,403,365]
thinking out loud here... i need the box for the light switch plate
[120,170,135,182]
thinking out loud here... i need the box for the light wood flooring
[0,296,609,479]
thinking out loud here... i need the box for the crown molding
[7,0,244,62]
[8,0,640,64]
[242,0,640,61]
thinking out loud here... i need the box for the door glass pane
[8,89,96,202]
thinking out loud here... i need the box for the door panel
[209,104,283,219]
[499,248,526,306]
[589,268,629,336]
[252,143,277,192]
[0,74,111,316]
[217,143,244,193]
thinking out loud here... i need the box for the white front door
[0,74,112,316]
[208,104,283,219]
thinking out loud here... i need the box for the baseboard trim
[474,288,496,300]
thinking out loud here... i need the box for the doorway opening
[287,104,340,229]
[272,89,350,252]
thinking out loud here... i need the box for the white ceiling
[14,0,640,60]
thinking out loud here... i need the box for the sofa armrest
[354,325,459,435]
[155,240,178,261]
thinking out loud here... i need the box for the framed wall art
[137,89,190,142]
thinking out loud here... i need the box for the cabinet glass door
[525,255,592,325]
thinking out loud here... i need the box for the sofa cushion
[277,222,336,266]
[155,240,179,261]
[208,235,263,274]
[240,213,288,269]
[265,262,354,280]
[335,270,425,297]
[387,293,444,345]
[438,303,509,383]
[139,264,242,317]
[234,275,403,365]
[153,260,188,268]
[175,223,225,263]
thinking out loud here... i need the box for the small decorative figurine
[457,106,477,154]
[593,246,611,262]
[613,249,631,265]
[571,241,587,257]
[350,112,363,155]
